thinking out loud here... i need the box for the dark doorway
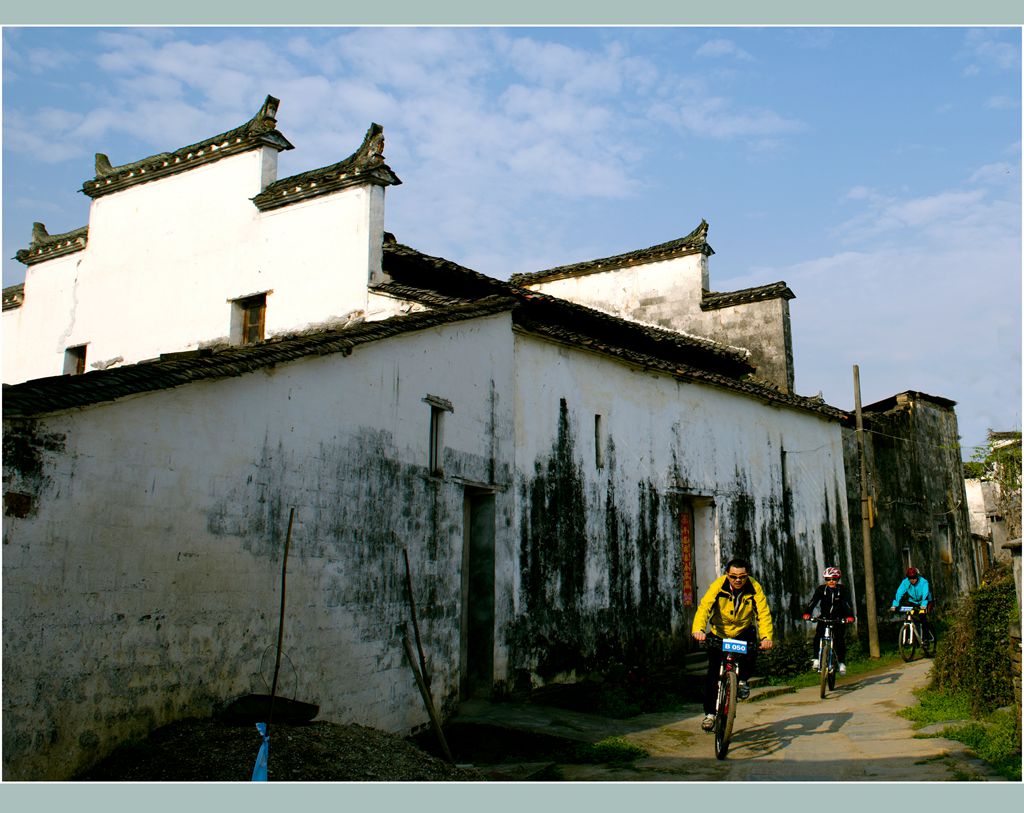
[461,489,495,699]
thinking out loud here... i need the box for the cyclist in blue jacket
[891,566,934,638]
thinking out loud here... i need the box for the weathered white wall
[507,333,851,683]
[528,254,708,333]
[524,255,797,391]
[701,298,793,391]
[3,303,850,779]
[3,312,516,780]
[2,150,388,384]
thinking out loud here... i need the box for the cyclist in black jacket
[801,566,856,675]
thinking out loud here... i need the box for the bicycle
[805,617,843,698]
[894,605,936,661]
[701,634,747,759]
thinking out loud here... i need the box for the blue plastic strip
[251,722,269,782]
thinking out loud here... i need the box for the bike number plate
[722,638,748,654]
[899,606,915,612]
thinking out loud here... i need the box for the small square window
[231,293,267,345]
[423,395,454,477]
[63,345,87,375]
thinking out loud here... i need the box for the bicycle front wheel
[819,641,831,698]
[898,624,916,661]
[714,670,738,760]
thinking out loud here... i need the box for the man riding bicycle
[801,566,855,675]
[891,566,934,637]
[692,557,774,732]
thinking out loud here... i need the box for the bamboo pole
[268,507,296,725]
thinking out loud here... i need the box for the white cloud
[987,95,1019,110]
[969,162,1017,185]
[694,39,754,62]
[753,167,1021,452]
[650,94,803,140]
[962,28,1021,72]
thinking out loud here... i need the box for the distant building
[842,392,979,616]
[965,430,1022,570]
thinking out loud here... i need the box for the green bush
[760,632,814,679]
[930,563,1019,715]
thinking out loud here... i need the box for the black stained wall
[842,395,977,634]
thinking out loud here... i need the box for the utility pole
[854,365,880,658]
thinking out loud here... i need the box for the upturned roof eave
[81,95,294,200]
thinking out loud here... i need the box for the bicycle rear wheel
[714,671,738,759]
[898,623,916,661]
[819,641,831,698]
[922,625,936,657]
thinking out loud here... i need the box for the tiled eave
[513,315,845,422]
[509,220,714,287]
[382,238,511,301]
[81,95,295,200]
[14,224,88,267]
[514,290,754,377]
[381,236,752,375]
[701,281,795,311]
[2,299,515,419]
[3,283,25,311]
[371,281,470,309]
[253,123,401,212]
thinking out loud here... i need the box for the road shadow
[727,711,854,757]
[838,670,904,690]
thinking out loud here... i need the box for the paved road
[457,658,1006,781]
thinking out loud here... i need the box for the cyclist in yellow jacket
[692,557,774,731]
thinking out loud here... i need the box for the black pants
[703,628,759,715]
[813,620,847,663]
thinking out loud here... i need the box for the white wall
[529,254,708,332]
[2,149,388,384]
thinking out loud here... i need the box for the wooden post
[854,366,881,658]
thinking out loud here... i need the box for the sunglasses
[825,578,838,583]
[727,574,749,581]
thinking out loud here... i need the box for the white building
[3,96,853,779]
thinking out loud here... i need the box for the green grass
[899,687,1022,781]
[573,736,648,764]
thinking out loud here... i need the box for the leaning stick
[403,547,431,690]
[403,631,454,764]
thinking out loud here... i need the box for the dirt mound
[74,717,483,782]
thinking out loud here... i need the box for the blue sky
[2,26,1020,456]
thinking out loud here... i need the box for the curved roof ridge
[253,123,401,211]
[509,219,713,287]
[82,95,294,199]
[14,222,89,266]
[701,281,795,310]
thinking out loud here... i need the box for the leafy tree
[966,430,1021,541]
